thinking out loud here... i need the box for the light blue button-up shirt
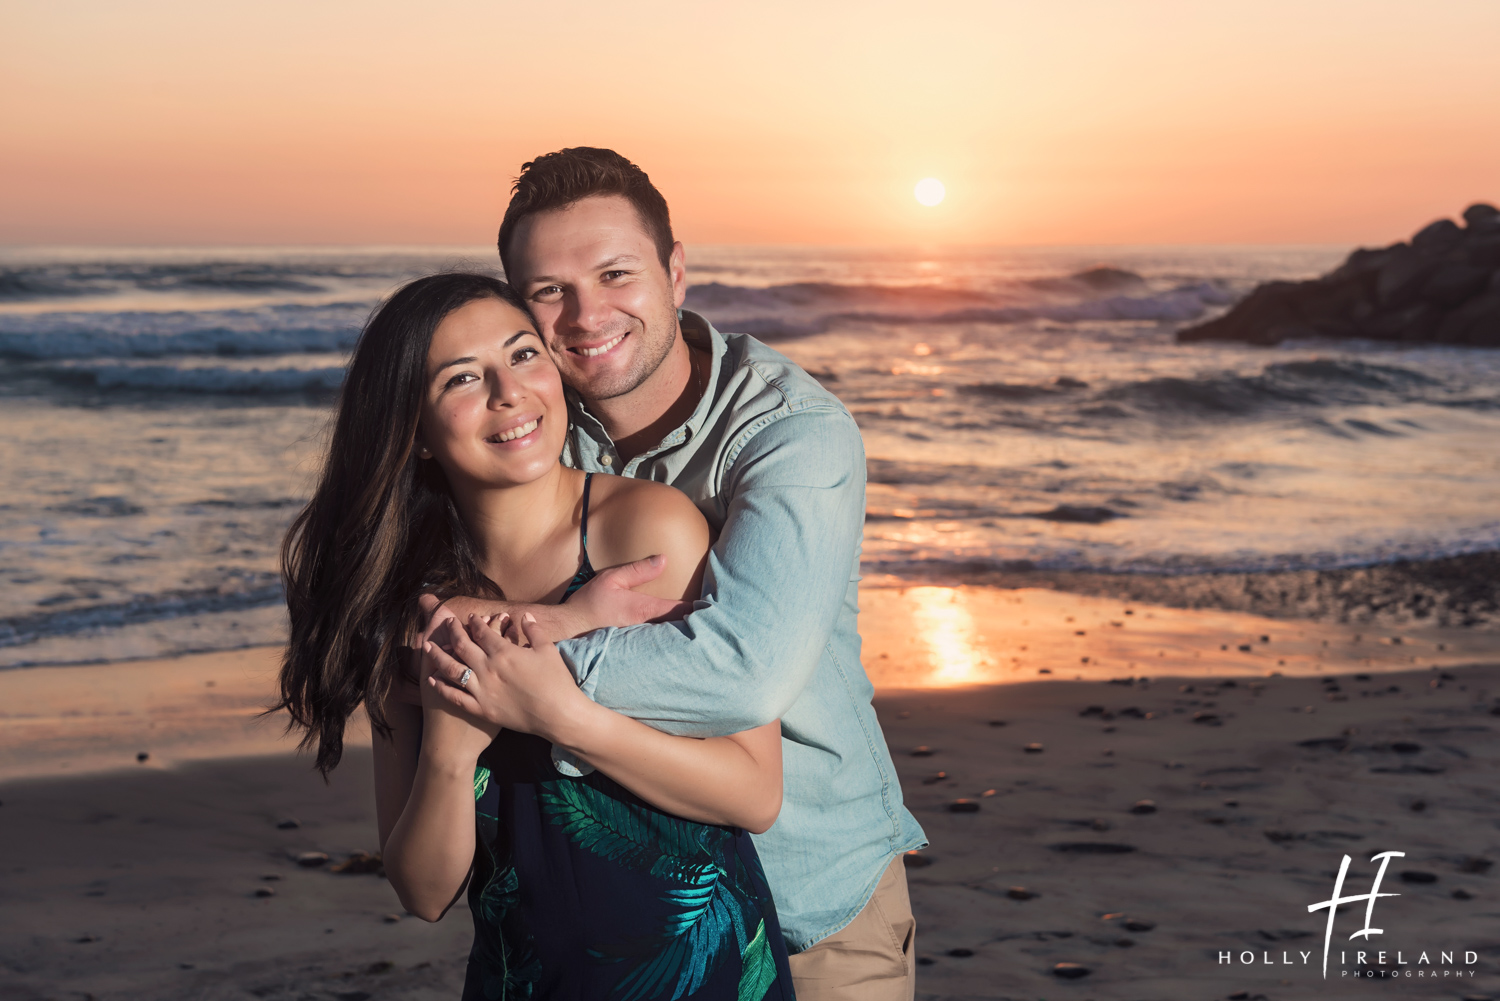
[556,310,926,951]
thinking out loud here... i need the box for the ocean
[3,244,1498,668]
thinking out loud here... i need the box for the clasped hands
[419,611,582,746]
[403,553,691,744]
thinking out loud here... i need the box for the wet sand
[1,587,1497,1000]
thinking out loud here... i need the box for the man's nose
[563,284,612,335]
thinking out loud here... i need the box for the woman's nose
[488,369,524,408]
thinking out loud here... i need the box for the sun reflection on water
[908,586,987,686]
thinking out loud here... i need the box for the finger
[515,612,541,650]
[440,616,490,667]
[424,668,483,716]
[591,554,666,592]
[421,603,459,646]
[465,613,507,657]
[423,640,473,688]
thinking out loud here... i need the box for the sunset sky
[3,0,1498,247]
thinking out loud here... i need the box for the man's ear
[669,241,687,309]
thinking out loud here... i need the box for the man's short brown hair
[497,148,674,279]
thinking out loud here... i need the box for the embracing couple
[278,148,927,1001]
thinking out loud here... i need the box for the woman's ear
[415,435,433,460]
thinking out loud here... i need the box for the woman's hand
[417,635,500,766]
[423,613,598,747]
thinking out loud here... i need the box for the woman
[276,273,794,1001]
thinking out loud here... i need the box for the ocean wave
[1095,358,1445,416]
[692,280,1237,338]
[44,361,348,394]
[0,302,368,359]
[0,582,285,649]
[0,260,400,302]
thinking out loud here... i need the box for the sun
[914,178,946,207]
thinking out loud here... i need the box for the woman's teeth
[490,419,538,443]
[579,334,625,357]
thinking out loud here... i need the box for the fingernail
[650,554,664,566]
[523,613,536,624]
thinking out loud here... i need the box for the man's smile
[571,332,627,358]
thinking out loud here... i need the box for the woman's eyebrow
[433,355,478,374]
[504,330,539,347]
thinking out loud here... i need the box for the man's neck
[586,337,707,463]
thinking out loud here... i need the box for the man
[428,147,926,1000]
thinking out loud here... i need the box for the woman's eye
[511,346,540,364]
[444,372,477,389]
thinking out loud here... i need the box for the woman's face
[418,296,566,490]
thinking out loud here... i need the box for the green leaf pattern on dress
[474,764,491,801]
[538,779,780,1001]
[470,762,538,999]
[736,921,777,1001]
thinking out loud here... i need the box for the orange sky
[2,0,1498,247]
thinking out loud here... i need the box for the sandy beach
[2,587,1497,1001]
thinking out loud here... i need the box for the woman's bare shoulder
[586,476,709,575]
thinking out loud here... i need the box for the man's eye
[602,270,629,281]
[531,285,562,299]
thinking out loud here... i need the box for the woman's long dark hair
[276,272,530,774]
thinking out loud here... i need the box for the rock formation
[1177,203,1500,347]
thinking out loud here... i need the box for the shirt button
[600,455,613,466]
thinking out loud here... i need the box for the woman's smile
[485,416,543,447]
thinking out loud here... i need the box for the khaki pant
[788,856,916,1001]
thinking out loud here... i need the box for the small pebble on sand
[254,887,275,898]
[276,818,300,830]
[296,851,329,867]
[1129,800,1157,814]
[948,799,980,813]
[136,752,149,762]
[1024,743,1044,753]
[1052,962,1091,979]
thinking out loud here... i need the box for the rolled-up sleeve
[555,406,865,737]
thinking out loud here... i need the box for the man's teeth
[579,334,625,357]
[491,419,538,443]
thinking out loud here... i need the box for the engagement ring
[458,668,473,688]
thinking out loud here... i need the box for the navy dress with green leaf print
[461,474,796,1001]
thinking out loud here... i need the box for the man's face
[507,194,687,402]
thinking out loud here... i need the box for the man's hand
[415,555,692,648]
[563,554,693,633]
